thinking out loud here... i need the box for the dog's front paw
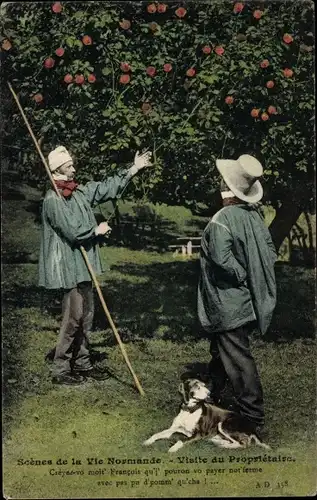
[168,441,183,453]
[142,438,154,446]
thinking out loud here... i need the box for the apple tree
[1,0,315,251]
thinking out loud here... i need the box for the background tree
[1,0,315,250]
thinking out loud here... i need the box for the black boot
[73,367,110,381]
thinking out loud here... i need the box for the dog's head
[178,378,211,403]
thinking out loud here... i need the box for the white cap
[48,146,73,172]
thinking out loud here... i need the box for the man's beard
[52,171,75,181]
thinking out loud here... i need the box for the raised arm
[81,150,153,207]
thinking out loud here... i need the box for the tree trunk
[303,211,314,252]
[269,200,303,252]
[111,199,121,238]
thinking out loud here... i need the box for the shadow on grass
[94,207,209,253]
[3,260,315,347]
[180,361,210,382]
[92,260,315,344]
[2,258,315,437]
[44,345,109,366]
[265,262,315,342]
[2,285,62,313]
[2,308,29,435]
[94,259,202,342]
[97,214,180,252]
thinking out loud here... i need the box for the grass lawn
[2,192,316,498]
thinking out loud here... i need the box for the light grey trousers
[52,282,94,377]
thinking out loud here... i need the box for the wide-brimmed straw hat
[48,146,73,172]
[216,154,263,203]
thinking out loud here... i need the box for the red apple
[120,62,131,72]
[186,68,196,77]
[55,47,64,57]
[267,105,277,115]
[260,59,269,68]
[283,33,293,44]
[75,74,85,84]
[44,57,55,69]
[88,74,96,83]
[33,93,43,103]
[202,45,212,54]
[1,39,12,51]
[266,80,275,89]
[52,2,62,13]
[64,74,73,84]
[261,112,269,121]
[147,3,156,13]
[253,9,263,19]
[283,68,294,78]
[146,66,156,77]
[82,35,92,46]
[225,96,234,105]
[119,74,130,84]
[175,7,187,18]
[157,4,167,13]
[251,108,260,118]
[119,19,131,30]
[163,63,172,73]
[215,46,225,56]
[233,3,244,14]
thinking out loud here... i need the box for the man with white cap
[198,154,277,435]
[39,146,152,385]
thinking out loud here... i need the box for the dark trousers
[52,282,94,377]
[209,323,264,427]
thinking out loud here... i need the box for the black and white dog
[143,379,271,453]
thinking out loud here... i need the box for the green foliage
[1,0,315,207]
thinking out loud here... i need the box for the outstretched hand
[134,150,153,171]
[95,221,112,237]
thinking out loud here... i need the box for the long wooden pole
[8,81,145,396]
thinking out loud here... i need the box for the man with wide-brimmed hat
[39,146,152,386]
[198,154,277,434]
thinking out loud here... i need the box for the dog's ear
[178,382,188,403]
[178,382,184,395]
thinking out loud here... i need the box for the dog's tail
[218,422,242,447]
[250,434,271,450]
[218,422,271,450]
